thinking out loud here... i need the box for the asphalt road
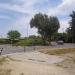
[0,43,75,55]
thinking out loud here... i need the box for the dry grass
[0,69,11,75]
[0,56,8,65]
[6,56,21,62]
[40,48,75,55]
[40,48,75,74]
[55,52,75,70]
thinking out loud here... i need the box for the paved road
[0,43,75,55]
[0,45,36,55]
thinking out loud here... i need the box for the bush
[0,39,8,44]
[0,39,13,44]
[15,37,46,46]
[16,39,33,46]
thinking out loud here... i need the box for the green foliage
[30,13,60,44]
[0,39,10,44]
[15,37,46,46]
[16,39,33,46]
[66,28,72,43]
[0,36,46,45]
[7,30,21,40]
[67,11,75,43]
[7,30,21,44]
[54,33,68,43]
[0,39,6,44]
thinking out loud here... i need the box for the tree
[67,11,75,42]
[7,30,21,44]
[66,28,72,43]
[30,13,60,44]
[54,33,68,43]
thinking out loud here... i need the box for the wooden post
[24,46,26,52]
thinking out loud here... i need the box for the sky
[0,0,75,37]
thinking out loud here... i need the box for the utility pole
[24,25,29,52]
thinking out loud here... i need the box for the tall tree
[67,11,75,42]
[30,13,60,44]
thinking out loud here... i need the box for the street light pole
[24,25,29,52]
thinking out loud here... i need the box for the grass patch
[40,48,75,55]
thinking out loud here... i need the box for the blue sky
[0,0,75,37]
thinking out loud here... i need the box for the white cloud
[0,0,50,16]
[48,0,75,16]
[0,4,30,14]
[58,19,70,33]
[12,16,30,30]
[0,0,45,14]
[11,16,37,36]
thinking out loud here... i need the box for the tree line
[0,11,75,45]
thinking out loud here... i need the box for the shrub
[15,37,46,46]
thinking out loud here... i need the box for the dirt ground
[4,60,69,75]
[39,48,75,75]
[55,52,75,75]
[0,50,75,75]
